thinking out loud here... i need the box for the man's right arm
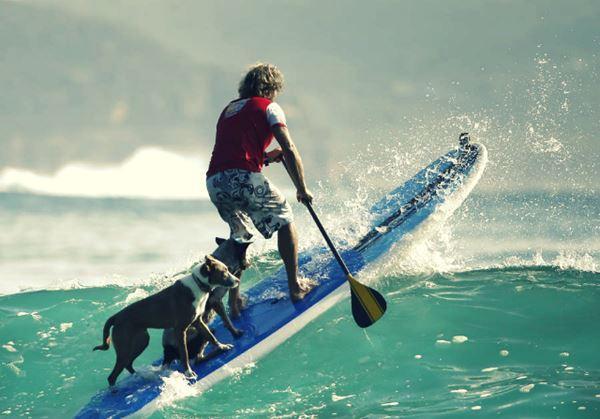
[271,125,313,204]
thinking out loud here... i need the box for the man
[206,63,315,314]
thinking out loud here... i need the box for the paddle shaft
[298,182,387,329]
[275,156,351,277]
[277,155,387,328]
[303,201,352,277]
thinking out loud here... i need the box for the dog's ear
[205,254,218,269]
[215,237,226,245]
[233,240,251,254]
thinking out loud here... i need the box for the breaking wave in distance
[0,147,209,200]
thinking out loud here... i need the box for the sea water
[0,189,598,417]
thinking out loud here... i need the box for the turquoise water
[1,192,599,417]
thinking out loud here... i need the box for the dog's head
[212,237,251,277]
[203,255,240,289]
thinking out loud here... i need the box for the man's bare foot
[229,294,248,319]
[290,278,317,302]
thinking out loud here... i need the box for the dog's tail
[93,315,115,351]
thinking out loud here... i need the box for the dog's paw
[217,343,234,351]
[184,369,198,380]
[231,328,244,339]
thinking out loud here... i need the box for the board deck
[76,142,487,418]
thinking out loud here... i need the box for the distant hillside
[0,2,230,171]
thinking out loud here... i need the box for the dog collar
[191,268,212,293]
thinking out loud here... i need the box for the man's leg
[278,222,314,301]
[207,171,253,317]
[228,270,246,319]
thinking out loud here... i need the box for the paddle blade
[348,275,387,328]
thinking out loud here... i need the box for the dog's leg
[162,345,178,367]
[197,347,224,363]
[107,325,133,387]
[108,357,127,387]
[228,286,243,319]
[196,319,233,352]
[228,287,238,316]
[175,327,196,379]
[194,341,210,364]
[126,329,149,374]
[212,299,243,338]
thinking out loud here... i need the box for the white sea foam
[4,275,154,298]
[331,393,355,402]
[5,355,24,377]
[156,371,202,408]
[553,252,598,272]
[450,389,468,395]
[17,311,42,321]
[358,145,489,279]
[519,383,535,393]
[2,344,17,353]
[0,147,209,200]
[123,288,150,305]
[447,250,600,280]
[497,251,598,273]
[59,323,73,332]
[452,335,469,344]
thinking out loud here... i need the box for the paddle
[302,201,387,328]
[269,154,387,327]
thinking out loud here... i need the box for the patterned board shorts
[206,169,294,242]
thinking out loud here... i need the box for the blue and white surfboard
[76,141,487,418]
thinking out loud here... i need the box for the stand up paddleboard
[77,135,487,418]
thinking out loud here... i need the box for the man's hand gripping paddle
[269,154,387,327]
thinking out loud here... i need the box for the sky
[1,0,598,196]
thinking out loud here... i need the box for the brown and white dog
[162,237,250,367]
[93,252,243,386]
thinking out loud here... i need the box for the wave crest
[0,147,208,200]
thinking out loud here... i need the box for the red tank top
[206,97,287,177]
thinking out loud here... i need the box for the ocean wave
[0,147,209,200]
[363,219,599,279]
[3,259,597,299]
[456,263,599,277]
[2,269,194,298]
[474,251,599,274]
[3,277,152,298]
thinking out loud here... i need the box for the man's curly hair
[238,63,284,99]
